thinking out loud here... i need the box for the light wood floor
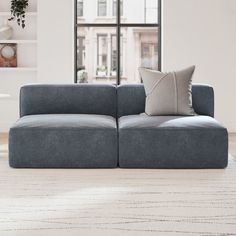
[0,133,236,236]
[229,133,236,156]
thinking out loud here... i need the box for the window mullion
[116,0,120,85]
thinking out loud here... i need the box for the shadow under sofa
[9,84,228,168]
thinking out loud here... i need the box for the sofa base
[119,115,228,169]
[9,114,118,168]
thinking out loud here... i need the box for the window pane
[98,0,107,16]
[113,0,123,17]
[120,27,159,84]
[77,27,117,84]
[121,0,158,24]
[77,0,83,17]
[77,36,85,69]
[77,0,116,24]
[111,34,123,77]
[97,34,108,75]
[76,1,161,84]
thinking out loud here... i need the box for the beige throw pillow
[139,66,196,116]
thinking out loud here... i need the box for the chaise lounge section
[117,84,228,168]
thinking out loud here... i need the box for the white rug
[0,144,236,235]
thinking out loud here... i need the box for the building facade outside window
[77,36,85,69]
[113,0,123,16]
[98,0,107,16]
[141,42,158,69]
[145,0,158,23]
[97,34,108,76]
[77,0,83,17]
[76,0,160,84]
[111,34,123,76]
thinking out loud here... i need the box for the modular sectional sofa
[9,84,228,168]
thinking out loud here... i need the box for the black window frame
[74,0,162,84]
[113,0,123,17]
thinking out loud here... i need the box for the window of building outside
[76,0,161,84]
[97,35,108,76]
[77,36,85,68]
[113,0,123,16]
[77,0,83,17]
[141,42,158,69]
[111,34,123,76]
[98,0,107,16]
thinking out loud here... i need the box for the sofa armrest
[192,84,214,117]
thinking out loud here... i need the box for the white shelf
[0,67,37,72]
[0,40,37,44]
[0,12,37,16]
[0,94,11,99]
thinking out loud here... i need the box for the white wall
[37,0,74,84]
[0,0,37,132]
[162,0,236,131]
[0,0,74,132]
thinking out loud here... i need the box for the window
[111,34,123,76]
[77,0,83,17]
[145,0,158,23]
[113,0,123,17]
[141,42,158,70]
[98,0,107,16]
[77,36,85,69]
[75,0,161,84]
[97,35,108,76]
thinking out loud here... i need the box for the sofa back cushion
[117,84,214,118]
[20,84,117,117]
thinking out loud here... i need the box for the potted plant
[77,69,88,83]
[97,65,107,77]
[8,0,29,28]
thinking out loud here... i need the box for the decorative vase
[0,44,17,67]
[0,20,13,40]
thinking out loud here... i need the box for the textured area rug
[0,144,236,235]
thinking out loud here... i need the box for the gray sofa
[9,84,228,169]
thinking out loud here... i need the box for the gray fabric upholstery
[117,84,214,118]
[20,84,117,118]
[9,83,226,169]
[9,114,118,168]
[119,115,228,168]
[192,84,214,118]
[117,84,146,118]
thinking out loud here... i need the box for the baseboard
[224,122,236,133]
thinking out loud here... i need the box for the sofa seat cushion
[119,115,228,168]
[9,114,118,168]
[119,114,225,130]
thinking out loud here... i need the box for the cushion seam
[119,128,227,131]
[10,128,117,131]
